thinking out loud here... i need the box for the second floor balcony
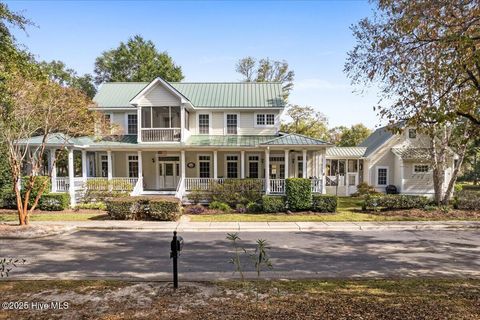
[140,106,183,142]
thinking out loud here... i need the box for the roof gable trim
[129,77,190,105]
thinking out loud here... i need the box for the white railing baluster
[141,128,181,142]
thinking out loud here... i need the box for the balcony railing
[141,128,181,142]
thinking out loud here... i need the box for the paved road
[1,229,479,280]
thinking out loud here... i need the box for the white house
[21,77,454,205]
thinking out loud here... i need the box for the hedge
[311,195,337,213]
[262,195,286,213]
[38,193,70,211]
[105,197,181,221]
[210,179,263,207]
[0,176,52,209]
[455,191,480,210]
[364,194,430,210]
[285,178,312,211]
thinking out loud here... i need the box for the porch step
[141,190,176,196]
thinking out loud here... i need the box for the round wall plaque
[187,162,195,168]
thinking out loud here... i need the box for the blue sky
[7,0,382,128]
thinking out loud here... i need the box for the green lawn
[190,197,420,222]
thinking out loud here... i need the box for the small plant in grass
[235,204,247,213]
[0,258,26,277]
[249,239,273,302]
[226,233,245,280]
[439,205,450,214]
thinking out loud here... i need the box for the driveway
[1,229,479,280]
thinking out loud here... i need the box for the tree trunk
[441,137,469,205]
[430,135,446,206]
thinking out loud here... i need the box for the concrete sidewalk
[28,220,480,232]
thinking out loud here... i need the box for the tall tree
[280,105,329,141]
[236,56,295,101]
[94,35,184,85]
[345,0,478,204]
[39,60,96,98]
[329,124,372,147]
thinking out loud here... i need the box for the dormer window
[408,129,417,139]
[256,113,275,126]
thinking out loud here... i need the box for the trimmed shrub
[105,197,181,221]
[262,195,286,213]
[235,204,247,213]
[351,182,378,197]
[38,193,70,211]
[455,191,480,210]
[311,195,337,213]
[364,194,430,211]
[246,201,263,213]
[210,179,263,207]
[189,187,211,204]
[285,178,312,211]
[75,202,107,210]
[209,201,231,212]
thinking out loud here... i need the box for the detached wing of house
[326,126,456,196]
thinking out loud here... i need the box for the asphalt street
[1,229,479,280]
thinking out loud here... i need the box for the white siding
[402,161,435,195]
[137,83,180,107]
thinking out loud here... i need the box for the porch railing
[269,179,285,194]
[141,128,181,142]
[55,177,138,192]
[56,177,70,192]
[326,175,345,187]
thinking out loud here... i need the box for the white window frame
[224,113,239,135]
[413,163,430,174]
[126,153,139,178]
[125,113,138,135]
[224,154,239,179]
[247,154,261,178]
[99,153,114,178]
[254,112,276,127]
[376,166,389,187]
[197,112,211,135]
[197,154,212,178]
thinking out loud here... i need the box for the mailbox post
[170,231,183,289]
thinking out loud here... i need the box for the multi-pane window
[127,155,139,177]
[199,114,209,134]
[377,168,388,185]
[248,156,259,178]
[414,164,429,173]
[198,155,211,178]
[185,111,190,130]
[100,155,108,177]
[127,114,138,135]
[226,114,238,134]
[226,155,238,178]
[256,114,275,126]
[408,129,417,139]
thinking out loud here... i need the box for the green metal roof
[260,133,329,146]
[93,81,285,108]
[326,147,367,158]
[186,135,277,147]
[18,134,139,147]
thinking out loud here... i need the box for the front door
[347,172,358,195]
[158,161,179,189]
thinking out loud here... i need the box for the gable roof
[93,81,285,108]
[261,133,330,146]
[358,125,395,157]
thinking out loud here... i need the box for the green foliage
[1,176,52,209]
[311,195,337,213]
[94,35,184,85]
[363,194,430,211]
[329,124,372,146]
[262,195,286,213]
[280,105,329,140]
[75,202,107,211]
[454,190,480,210]
[209,201,231,212]
[210,179,263,207]
[226,232,245,280]
[352,182,379,197]
[246,201,263,213]
[83,179,132,203]
[185,205,205,215]
[38,193,70,211]
[105,197,181,221]
[285,178,312,211]
[189,187,211,204]
[22,176,51,197]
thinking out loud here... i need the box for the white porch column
[50,149,57,193]
[240,150,245,179]
[81,150,87,181]
[213,150,218,179]
[284,149,289,179]
[68,149,76,207]
[180,150,185,180]
[107,150,113,180]
[137,107,142,143]
[180,105,185,142]
[322,151,327,194]
[265,149,270,194]
[302,149,307,178]
[137,150,144,193]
